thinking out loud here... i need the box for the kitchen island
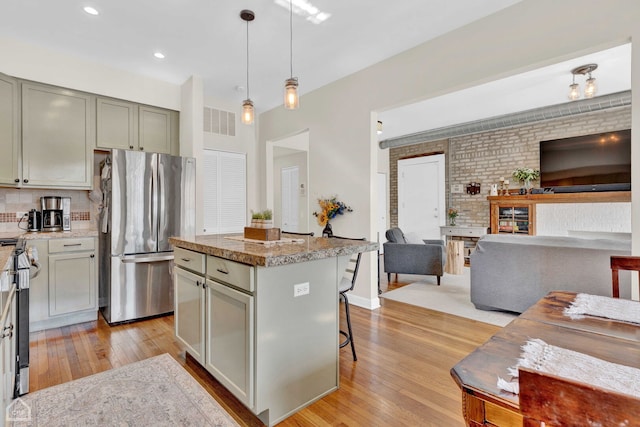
[169,234,377,426]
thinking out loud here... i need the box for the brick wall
[388,106,631,228]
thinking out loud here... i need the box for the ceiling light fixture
[240,10,255,125]
[284,0,299,110]
[83,6,99,15]
[153,52,165,59]
[568,63,597,101]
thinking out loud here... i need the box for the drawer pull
[216,268,229,275]
[63,243,82,247]
[181,258,191,262]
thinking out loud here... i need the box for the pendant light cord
[246,19,250,99]
[289,0,293,79]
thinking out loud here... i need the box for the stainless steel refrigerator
[99,149,195,324]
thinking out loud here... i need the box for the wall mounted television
[539,129,631,193]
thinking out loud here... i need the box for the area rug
[7,353,239,427]
[381,268,517,327]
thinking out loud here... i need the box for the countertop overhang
[169,234,379,267]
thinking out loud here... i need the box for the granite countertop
[169,234,379,267]
[0,229,98,241]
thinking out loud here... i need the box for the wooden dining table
[450,291,640,426]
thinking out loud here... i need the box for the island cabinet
[27,237,98,332]
[170,234,377,427]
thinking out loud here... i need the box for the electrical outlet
[293,282,310,297]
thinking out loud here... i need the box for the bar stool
[332,236,365,361]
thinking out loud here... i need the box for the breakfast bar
[169,233,378,426]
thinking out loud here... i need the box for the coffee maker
[41,196,71,232]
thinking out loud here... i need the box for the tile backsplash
[0,187,96,233]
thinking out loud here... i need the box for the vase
[322,222,333,237]
[449,217,456,226]
[523,179,532,194]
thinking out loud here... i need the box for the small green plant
[251,209,272,220]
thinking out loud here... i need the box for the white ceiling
[378,43,632,140]
[0,0,521,114]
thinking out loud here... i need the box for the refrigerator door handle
[120,254,175,264]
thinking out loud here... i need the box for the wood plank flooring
[29,271,499,426]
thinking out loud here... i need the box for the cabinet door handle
[216,268,229,275]
[139,147,144,151]
[129,145,134,149]
[14,178,19,183]
[195,281,200,288]
[64,243,82,247]
[181,258,191,262]
[90,254,95,258]
[23,179,29,183]
[202,282,207,289]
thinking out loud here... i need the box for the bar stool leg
[339,292,357,361]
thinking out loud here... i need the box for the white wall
[0,37,181,109]
[202,95,259,229]
[258,0,640,309]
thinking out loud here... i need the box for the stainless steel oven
[11,239,39,396]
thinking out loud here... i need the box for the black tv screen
[539,129,631,192]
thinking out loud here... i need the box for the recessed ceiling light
[83,6,99,16]
[154,52,165,59]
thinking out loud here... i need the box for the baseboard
[348,293,381,310]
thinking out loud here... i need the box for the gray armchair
[383,227,446,285]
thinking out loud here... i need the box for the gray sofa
[470,234,631,313]
[383,227,446,285]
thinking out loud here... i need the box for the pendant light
[241,10,255,125]
[284,0,299,109]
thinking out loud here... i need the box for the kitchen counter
[169,233,378,267]
[0,229,98,241]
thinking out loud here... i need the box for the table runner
[497,338,640,396]
[224,235,305,246]
[564,293,640,324]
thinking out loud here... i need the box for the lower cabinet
[205,280,254,408]
[174,266,205,364]
[29,237,98,332]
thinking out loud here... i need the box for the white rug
[7,353,239,426]
[381,268,517,327]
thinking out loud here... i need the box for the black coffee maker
[27,209,42,232]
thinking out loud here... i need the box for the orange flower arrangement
[313,196,352,226]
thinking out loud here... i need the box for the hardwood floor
[29,260,497,426]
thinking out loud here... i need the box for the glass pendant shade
[284,78,299,109]
[242,99,254,125]
[568,83,580,101]
[584,77,597,98]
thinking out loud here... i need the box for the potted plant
[250,209,274,228]
[512,167,540,193]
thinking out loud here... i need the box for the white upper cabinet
[0,74,21,186]
[97,97,178,155]
[20,82,94,189]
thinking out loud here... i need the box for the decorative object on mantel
[512,167,540,194]
[498,176,510,196]
[448,208,458,226]
[490,184,499,196]
[313,196,353,237]
[466,182,481,195]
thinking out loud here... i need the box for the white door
[281,166,299,232]
[398,154,445,239]
[377,173,387,252]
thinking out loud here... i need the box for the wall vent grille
[204,106,236,136]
